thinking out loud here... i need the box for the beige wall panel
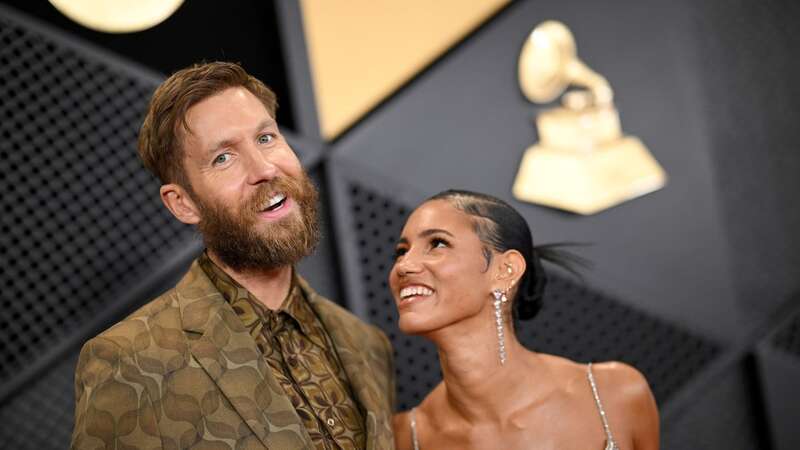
[300,0,509,139]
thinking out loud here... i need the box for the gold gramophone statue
[512,21,667,215]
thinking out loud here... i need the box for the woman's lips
[398,284,435,308]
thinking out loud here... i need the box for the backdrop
[1,1,799,448]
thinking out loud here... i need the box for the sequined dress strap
[410,407,421,450]
[587,362,620,450]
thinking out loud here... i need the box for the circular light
[48,0,185,33]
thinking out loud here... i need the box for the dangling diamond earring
[492,288,509,365]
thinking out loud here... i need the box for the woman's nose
[395,256,422,276]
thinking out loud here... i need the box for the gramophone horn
[518,20,612,105]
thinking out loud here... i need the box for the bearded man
[70,62,395,450]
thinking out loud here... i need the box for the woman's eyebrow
[419,228,454,238]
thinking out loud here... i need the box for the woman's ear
[160,183,202,225]
[498,249,526,288]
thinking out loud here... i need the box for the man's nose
[244,146,278,185]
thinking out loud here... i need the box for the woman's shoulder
[392,382,446,450]
[538,355,651,401]
[586,361,655,412]
[535,355,659,447]
[585,360,660,448]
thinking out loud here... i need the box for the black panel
[689,0,800,309]
[0,0,297,131]
[757,301,800,450]
[0,11,196,381]
[756,346,800,450]
[0,353,78,450]
[772,308,800,358]
[296,166,343,303]
[661,358,770,450]
[346,182,721,410]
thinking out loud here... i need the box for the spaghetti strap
[410,407,421,450]
[587,363,620,450]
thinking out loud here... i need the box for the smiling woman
[389,190,660,450]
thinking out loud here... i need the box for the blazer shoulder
[90,287,181,350]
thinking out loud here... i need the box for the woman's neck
[426,310,548,426]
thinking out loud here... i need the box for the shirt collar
[198,251,326,347]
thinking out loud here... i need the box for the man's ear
[160,183,201,225]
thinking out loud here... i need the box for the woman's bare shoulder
[393,382,446,450]
[590,361,654,405]
[590,361,660,449]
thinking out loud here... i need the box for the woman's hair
[427,189,586,323]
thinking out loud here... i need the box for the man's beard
[194,172,321,273]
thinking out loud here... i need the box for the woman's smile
[397,283,436,308]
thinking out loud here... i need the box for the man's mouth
[261,193,287,212]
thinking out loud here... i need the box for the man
[71,62,395,450]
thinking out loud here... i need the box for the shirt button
[327,418,335,427]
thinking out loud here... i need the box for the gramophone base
[512,136,667,215]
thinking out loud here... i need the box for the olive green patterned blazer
[71,261,396,450]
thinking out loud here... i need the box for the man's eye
[258,134,274,144]
[431,238,449,249]
[213,153,231,166]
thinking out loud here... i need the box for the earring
[492,288,509,365]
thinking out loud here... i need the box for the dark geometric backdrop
[1,1,799,449]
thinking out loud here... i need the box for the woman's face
[389,200,499,335]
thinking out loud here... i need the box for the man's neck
[207,250,293,310]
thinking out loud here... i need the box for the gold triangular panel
[300,0,509,139]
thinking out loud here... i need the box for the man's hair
[138,61,278,187]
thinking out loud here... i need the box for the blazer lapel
[302,280,394,450]
[176,262,312,449]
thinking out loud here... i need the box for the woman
[390,190,659,450]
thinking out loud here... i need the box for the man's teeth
[264,193,286,210]
[400,286,434,299]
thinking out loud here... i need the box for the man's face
[179,86,319,272]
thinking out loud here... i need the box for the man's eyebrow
[256,118,276,131]
[205,119,277,156]
[206,138,237,156]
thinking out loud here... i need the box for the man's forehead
[185,88,270,126]
[181,89,275,149]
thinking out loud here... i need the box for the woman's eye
[212,153,231,166]
[258,133,275,144]
[393,247,407,260]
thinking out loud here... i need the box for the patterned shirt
[199,253,366,449]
